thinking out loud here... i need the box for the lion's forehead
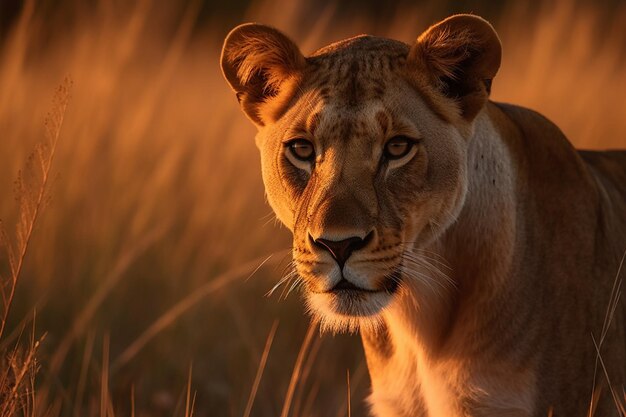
[310,34,409,58]
[304,36,410,105]
[308,104,396,150]
[288,98,421,154]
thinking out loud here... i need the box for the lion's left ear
[408,14,501,121]
[221,23,306,127]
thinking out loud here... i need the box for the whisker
[261,212,279,228]
[400,265,441,296]
[399,244,453,280]
[278,270,299,300]
[285,276,304,299]
[399,249,456,297]
[411,250,451,270]
[399,242,451,268]
[266,262,297,297]
[403,256,455,291]
[280,270,298,299]
[406,254,455,288]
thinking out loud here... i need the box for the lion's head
[221,15,501,332]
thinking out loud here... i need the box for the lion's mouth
[326,278,378,293]
[306,271,402,332]
[322,271,402,296]
[303,268,403,334]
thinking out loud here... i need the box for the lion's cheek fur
[405,137,469,248]
[257,132,298,231]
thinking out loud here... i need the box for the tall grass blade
[243,320,279,417]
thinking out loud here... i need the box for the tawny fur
[221,14,626,417]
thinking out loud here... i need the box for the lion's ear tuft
[409,14,501,120]
[221,23,305,126]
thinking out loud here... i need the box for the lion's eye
[384,136,416,159]
[286,139,315,162]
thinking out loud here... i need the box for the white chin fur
[306,291,393,334]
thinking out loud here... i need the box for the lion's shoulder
[490,101,573,151]
[492,101,626,199]
[490,101,626,255]
[489,102,591,182]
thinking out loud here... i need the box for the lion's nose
[311,232,373,268]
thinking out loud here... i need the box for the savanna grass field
[0,0,625,415]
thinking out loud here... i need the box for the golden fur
[221,14,626,417]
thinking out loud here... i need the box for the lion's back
[579,150,626,249]
[579,150,626,202]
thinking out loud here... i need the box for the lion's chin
[305,290,394,334]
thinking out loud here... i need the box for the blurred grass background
[0,0,625,415]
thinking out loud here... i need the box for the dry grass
[0,0,624,416]
[0,76,70,417]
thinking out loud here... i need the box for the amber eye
[384,136,416,159]
[286,139,315,162]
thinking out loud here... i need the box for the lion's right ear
[220,24,306,127]
[408,15,501,121]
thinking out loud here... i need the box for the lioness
[220,14,626,417]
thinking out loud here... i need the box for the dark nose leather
[312,232,373,268]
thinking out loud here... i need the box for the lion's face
[257,58,468,331]
[221,16,501,332]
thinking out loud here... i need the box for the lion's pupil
[292,142,313,159]
[386,140,409,157]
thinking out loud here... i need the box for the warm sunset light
[0,1,624,416]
